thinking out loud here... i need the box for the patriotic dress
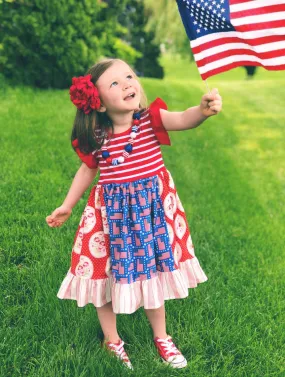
[57,98,208,314]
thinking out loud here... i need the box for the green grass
[1,56,284,377]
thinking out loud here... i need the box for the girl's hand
[46,205,72,228]
[200,88,222,118]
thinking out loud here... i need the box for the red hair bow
[69,74,101,114]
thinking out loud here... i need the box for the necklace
[101,111,141,165]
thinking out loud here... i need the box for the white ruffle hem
[57,257,208,314]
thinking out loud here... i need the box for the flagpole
[204,79,212,94]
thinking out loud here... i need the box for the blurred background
[0,0,264,88]
[1,1,284,377]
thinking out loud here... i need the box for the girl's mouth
[124,92,136,101]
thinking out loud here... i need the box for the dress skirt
[57,167,208,314]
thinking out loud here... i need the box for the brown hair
[71,58,148,154]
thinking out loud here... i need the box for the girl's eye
[110,81,118,87]
[127,75,133,79]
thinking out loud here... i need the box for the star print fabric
[177,0,234,41]
[103,175,176,284]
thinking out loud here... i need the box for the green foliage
[113,38,142,66]
[118,0,164,78]
[0,0,141,88]
[144,0,194,59]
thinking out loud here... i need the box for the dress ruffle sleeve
[72,139,99,169]
[149,97,171,146]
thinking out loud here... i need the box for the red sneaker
[154,335,187,369]
[102,338,133,370]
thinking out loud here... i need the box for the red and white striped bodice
[72,98,171,184]
[97,109,166,184]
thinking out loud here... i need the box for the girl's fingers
[204,93,222,102]
[208,100,221,107]
[46,216,61,227]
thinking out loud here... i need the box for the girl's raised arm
[160,106,208,131]
[160,88,222,131]
[46,163,99,228]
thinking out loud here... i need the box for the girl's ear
[97,101,107,113]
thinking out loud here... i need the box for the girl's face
[96,60,141,115]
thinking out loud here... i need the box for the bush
[0,0,140,88]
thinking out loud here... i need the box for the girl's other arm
[46,163,99,228]
[160,88,222,131]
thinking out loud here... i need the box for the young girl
[46,58,222,370]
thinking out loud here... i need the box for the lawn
[0,56,284,377]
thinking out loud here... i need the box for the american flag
[176,0,285,80]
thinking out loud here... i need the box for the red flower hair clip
[69,74,101,114]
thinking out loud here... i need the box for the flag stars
[182,0,232,37]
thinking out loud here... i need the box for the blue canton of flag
[176,0,285,79]
[177,0,235,41]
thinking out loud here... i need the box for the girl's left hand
[200,88,222,118]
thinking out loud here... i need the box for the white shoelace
[107,340,133,370]
[108,340,128,359]
[157,336,180,356]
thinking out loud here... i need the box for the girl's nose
[123,82,132,90]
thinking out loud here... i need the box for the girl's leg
[96,302,120,343]
[144,304,168,339]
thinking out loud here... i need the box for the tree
[0,0,140,88]
[144,0,193,60]
[118,0,164,78]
